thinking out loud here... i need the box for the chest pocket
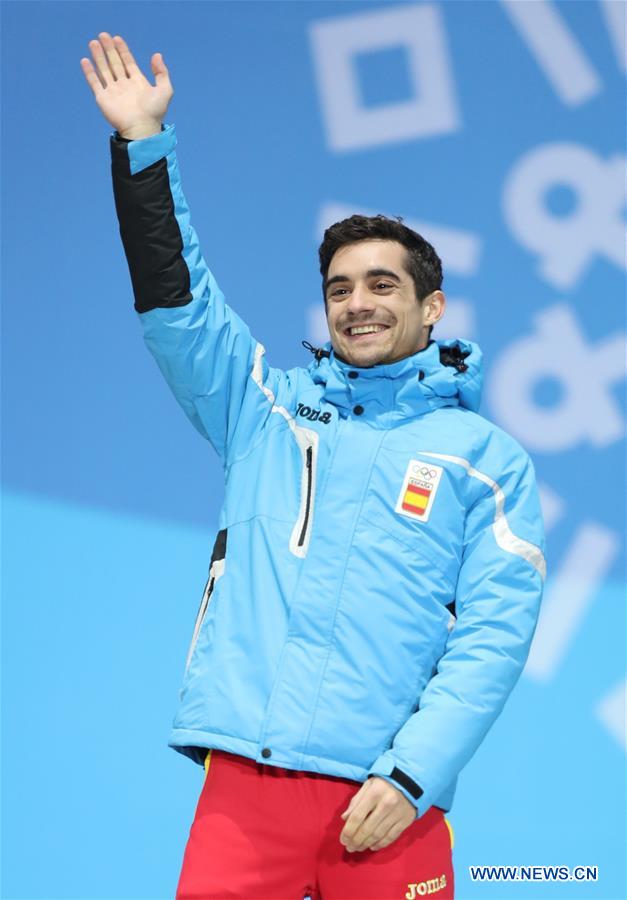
[359,447,465,599]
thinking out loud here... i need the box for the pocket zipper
[298,445,313,547]
[290,435,317,558]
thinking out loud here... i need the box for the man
[81,33,546,900]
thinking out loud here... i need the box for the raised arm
[81,34,283,465]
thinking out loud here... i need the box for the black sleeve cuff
[389,767,424,800]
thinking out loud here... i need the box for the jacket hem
[168,728,454,812]
[169,729,258,766]
[169,728,370,782]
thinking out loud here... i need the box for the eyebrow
[325,268,402,294]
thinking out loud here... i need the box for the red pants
[176,749,454,900]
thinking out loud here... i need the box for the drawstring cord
[302,340,331,362]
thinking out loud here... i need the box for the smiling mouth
[343,324,391,339]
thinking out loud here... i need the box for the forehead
[328,240,407,277]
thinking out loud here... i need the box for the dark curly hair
[318,214,443,339]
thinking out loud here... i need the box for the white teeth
[349,325,387,335]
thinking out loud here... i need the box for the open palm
[80,32,173,139]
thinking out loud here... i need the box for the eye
[330,287,348,296]
[375,282,393,290]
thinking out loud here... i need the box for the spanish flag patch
[395,458,444,524]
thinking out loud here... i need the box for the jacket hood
[305,337,483,420]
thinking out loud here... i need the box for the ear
[423,290,446,326]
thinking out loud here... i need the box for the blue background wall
[2,1,625,897]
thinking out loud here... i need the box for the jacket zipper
[298,445,313,547]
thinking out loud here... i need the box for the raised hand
[80,32,173,140]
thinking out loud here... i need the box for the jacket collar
[307,338,484,426]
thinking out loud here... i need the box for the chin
[344,348,389,367]
[333,335,394,367]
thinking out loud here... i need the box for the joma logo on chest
[296,402,332,424]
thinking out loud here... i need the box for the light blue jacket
[111,123,546,817]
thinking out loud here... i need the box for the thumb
[340,797,356,819]
[341,782,369,818]
[151,52,170,85]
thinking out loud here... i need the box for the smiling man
[323,234,444,368]
[82,32,546,900]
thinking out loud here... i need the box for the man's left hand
[339,776,416,852]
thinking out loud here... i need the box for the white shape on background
[503,143,627,289]
[316,202,481,276]
[538,481,565,532]
[308,3,460,151]
[525,522,619,681]
[596,678,627,751]
[430,299,475,341]
[489,305,627,451]
[600,0,627,73]
[500,0,602,105]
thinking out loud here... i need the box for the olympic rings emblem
[411,464,438,479]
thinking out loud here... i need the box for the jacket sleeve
[366,447,547,817]
[110,122,283,467]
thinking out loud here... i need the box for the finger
[340,794,377,841]
[343,808,384,851]
[340,778,375,820]
[98,31,125,81]
[369,821,405,851]
[80,57,104,95]
[349,811,393,852]
[340,795,359,819]
[112,34,141,78]
[365,814,399,850]
[88,38,111,87]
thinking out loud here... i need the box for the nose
[345,282,375,315]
